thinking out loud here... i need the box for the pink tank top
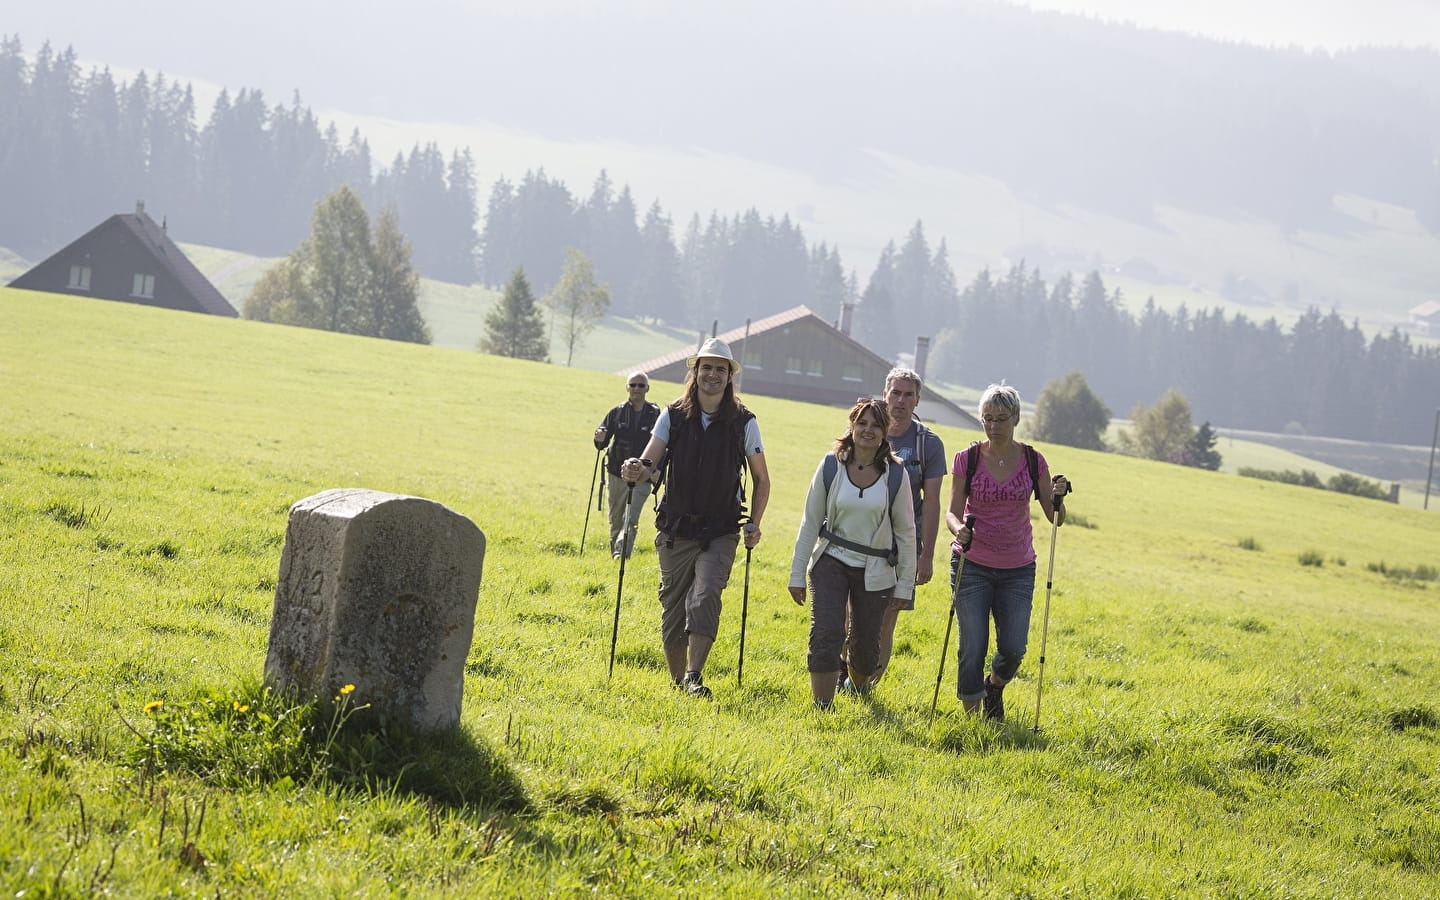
[949,445,1047,569]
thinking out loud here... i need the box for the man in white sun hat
[621,338,770,699]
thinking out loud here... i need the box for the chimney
[839,301,854,336]
[135,200,145,216]
[913,335,931,381]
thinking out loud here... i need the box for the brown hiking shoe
[983,676,1005,721]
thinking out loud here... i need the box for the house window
[805,359,823,376]
[131,273,155,298]
[785,356,802,374]
[743,348,763,370]
[67,265,92,290]
[842,363,863,382]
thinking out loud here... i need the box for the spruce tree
[370,206,431,344]
[242,186,430,345]
[480,267,549,361]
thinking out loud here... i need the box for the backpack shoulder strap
[963,440,981,496]
[1023,443,1040,500]
[822,453,838,494]
[886,460,904,506]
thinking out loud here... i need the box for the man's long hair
[674,364,743,421]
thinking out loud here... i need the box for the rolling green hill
[2,286,1436,896]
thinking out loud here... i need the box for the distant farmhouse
[7,202,237,317]
[629,305,981,429]
[1409,301,1440,337]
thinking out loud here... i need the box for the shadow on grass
[326,720,530,811]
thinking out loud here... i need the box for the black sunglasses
[628,383,648,389]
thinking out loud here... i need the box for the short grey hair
[978,382,1021,417]
[626,371,650,385]
[884,367,923,399]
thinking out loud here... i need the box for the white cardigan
[788,454,917,600]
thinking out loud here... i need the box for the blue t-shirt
[889,419,946,544]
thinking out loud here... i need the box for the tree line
[928,263,1440,446]
[0,37,477,283]
[8,36,1436,445]
[478,169,850,328]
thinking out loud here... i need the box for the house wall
[734,319,891,403]
[634,311,979,428]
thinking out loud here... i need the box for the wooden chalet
[628,305,981,429]
[8,202,238,317]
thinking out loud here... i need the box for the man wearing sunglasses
[594,372,661,559]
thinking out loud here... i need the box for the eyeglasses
[628,383,648,390]
[981,414,1014,424]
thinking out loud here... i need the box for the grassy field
[2,288,1438,897]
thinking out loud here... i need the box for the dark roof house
[7,202,238,317]
[628,305,981,429]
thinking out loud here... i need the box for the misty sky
[8,0,1439,309]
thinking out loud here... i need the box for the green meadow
[2,287,1437,897]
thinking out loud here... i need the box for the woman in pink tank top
[944,383,1070,721]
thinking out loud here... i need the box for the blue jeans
[951,553,1035,702]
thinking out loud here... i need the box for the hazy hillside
[8,1,1439,342]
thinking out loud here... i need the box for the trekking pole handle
[959,513,977,554]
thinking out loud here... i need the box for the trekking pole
[581,447,602,555]
[737,542,753,687]
[931,514,975,716]
[1032,478,1071,732]
[607,481,636,679]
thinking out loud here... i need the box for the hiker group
[589,337,1070,718]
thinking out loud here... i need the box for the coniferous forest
[3,35,1437,445]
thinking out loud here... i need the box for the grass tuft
[1385,706,1439,732]
[1367,561,1439,583]
[125,680,529,811]
[42,499,109,529]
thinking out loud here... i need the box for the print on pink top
[950,445,1048,569]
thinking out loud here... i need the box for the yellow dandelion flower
[144,700,164,714]
[232,701,251,713]
[340,684,356,695]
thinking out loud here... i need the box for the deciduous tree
[1030,371,1111,451]
[543,248,611,367]
[1117,389,1194,463]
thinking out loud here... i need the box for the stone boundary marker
[264,488,485,732]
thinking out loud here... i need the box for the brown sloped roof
[116,211,238,317]
[625,305,981,428]
[627,305,822,374]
